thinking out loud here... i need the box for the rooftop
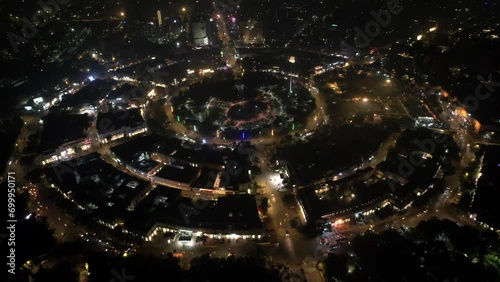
[45,155,149,221]
[130,192,262,234]
[97,108,145,134]
[106,83,140,100]
[473,146,500,228]
[155,164,200,184]
[39,113,92,153]
[57,79,116,109]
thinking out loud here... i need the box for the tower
[192,16,208,46]
[289,56,295,95]
[157,10,162,27]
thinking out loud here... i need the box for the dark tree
[32,261,78,282]
[324,254,349,281]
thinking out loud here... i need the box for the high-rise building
[157,10,162,27]
[192,17,208,46]
[289,56,295,95]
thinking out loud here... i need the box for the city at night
[1,0,500,281]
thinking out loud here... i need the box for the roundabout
[169,72,316,141]
[225,99,273,125]
[6,0,492,279]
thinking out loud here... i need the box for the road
[213,1,236,67]
[7,114,86,245]
[302,80,329,132]
[161,74,329,147]
[269,88,482,261]
[8,53,487,282]
[330,91,479,239]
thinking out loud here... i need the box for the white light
[33,97,44,104]
[88,76,95,81]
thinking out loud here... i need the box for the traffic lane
[257,169,309,261]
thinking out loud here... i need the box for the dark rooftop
[298,180,392,221]
[190,167,220,189]
[155,164,199,184]
[45,155,149,222]
[129,193,262,234]
[39,113,92,153]
[473,146,500,229]
[106,83,141,100]
[96,108,145,134]
[170,146,231,165]
[57,79,116,109]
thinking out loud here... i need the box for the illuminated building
[157,10,162,27]
[192,17,208,46]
